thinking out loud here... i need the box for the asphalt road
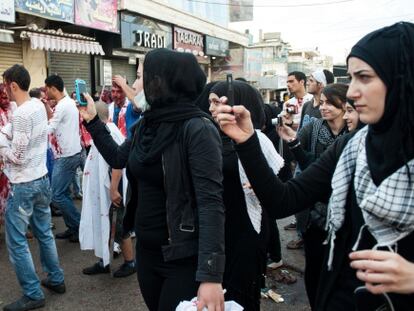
[0,201,310,311]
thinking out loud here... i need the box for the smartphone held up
[75,79,87,106]
[226,73,234,107]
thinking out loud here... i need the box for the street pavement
[0,200,310,310]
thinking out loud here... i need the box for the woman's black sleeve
[84,116,132,169]
[235,132,347,219]
[289,143,315,170]
[185,118,225,283]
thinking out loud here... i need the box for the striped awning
[20,31,105,55]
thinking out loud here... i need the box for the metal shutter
[48,52,91,94]
[111,59,136,87]
[0,40,23,75]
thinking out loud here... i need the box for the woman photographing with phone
[276,83,348,308]
[214,22,414,310]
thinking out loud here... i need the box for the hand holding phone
[75,79,87,106]
[226,74,234,107]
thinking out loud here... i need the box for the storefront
[0,0,19,76]
[205,35,229,81]
[74,0,120,93]
[0,38,23,76]
[48,52,92,94]
[173,26,210,77]
[19,28,105,93]
[94,12,173,91]
[10,0,108,92]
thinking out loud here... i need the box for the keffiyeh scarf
[238,130,284,233]
[325,126,414,270]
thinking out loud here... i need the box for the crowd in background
[0,21,414,311]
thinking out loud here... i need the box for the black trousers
[267,217,282,262]
[303,225,327,310]
[136,245,199,311]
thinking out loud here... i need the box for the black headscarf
[135,49,210,164]
[194,81,218,114]
[209,80,265,129]
[346,99,366,130]
[347,22,414,185]
[195,81,265,156]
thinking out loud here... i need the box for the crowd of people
[0,21,413,311]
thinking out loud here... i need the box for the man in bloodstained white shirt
[44,75,82,243]
[1,65,65,311]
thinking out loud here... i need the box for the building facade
[0,0,248,93]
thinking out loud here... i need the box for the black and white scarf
[325,126,414,270]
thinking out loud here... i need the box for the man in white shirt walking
[44,75,82,242]
[1,65,65,311]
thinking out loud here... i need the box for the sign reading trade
[16,0,74,23]
[0,0,15,23]
[121,13,172,52]
[173,26,204,57]
[75,0,118,33]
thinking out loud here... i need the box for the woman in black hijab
[213,22,414,310]
[80,49,225,310]
[196,80,285,310]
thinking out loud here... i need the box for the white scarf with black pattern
[325,126,414,270]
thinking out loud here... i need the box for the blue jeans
[52,153,81,233]
[71,147,87,196]
[5,176,64,300]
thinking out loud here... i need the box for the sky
[229,0,413,64]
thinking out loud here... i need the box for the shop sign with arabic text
[0,0,15,23]
[16,0,74,23]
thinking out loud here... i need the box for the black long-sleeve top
[84,115,226,283]
[233,132,414,310]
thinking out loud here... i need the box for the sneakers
[3,296,45,311]
[41,279,66,294]
[113,242,122,259]
[286,238,304,249]
[113,262,136,278]
[267,259,283,270]
[283,222,297,230]
[82,262,110,275]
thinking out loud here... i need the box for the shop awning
[20,31,105,55]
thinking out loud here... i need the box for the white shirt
[238,130,284,233]
[283,93,313,127]
[79,122,127,266]
[48,95,81,158]
[0,98,48,184]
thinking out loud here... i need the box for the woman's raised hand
[78,93,97,123]
[215,103,255,144]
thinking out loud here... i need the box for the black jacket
[85,115,225,283]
